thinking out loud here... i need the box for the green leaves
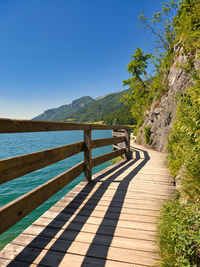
[144,126,153,145]
[167,63,200,201]
[123,0,182,133]
[158,199,200,266]
[122,48,153,130]
[103,104,136,126]
[138,0,179,54]
[128,47,152,76]
[124,47,152,86]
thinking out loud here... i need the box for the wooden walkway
[0,141,176,266]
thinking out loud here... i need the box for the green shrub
[111,156,124,165]
[158,198,200,266]
[144,126,153,145]
[161,1,200,264]
[167,76,200,202]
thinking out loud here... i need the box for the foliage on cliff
[160,0,200,265]
[167,0,200,202]
[122,0,179,133]
[103,105,136,125]
[159,199,200,266]
[168,75,200,203]
[122,48,152,128]
[123,0,200,265]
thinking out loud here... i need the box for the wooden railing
[0,118,130,234]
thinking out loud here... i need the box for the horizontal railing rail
[0,162,84,234]
[92,148,126,167]
[0,142,84,185]
[0,118,130,234]
[91,136,125,149]
[0,118,129,133]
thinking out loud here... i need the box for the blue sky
[0,0,165,119]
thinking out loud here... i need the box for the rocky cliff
[137,44,193,152]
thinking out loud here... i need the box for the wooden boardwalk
[0,141,176,266]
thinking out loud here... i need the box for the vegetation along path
[0,140,176,266]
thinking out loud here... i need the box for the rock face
[137,48,192,152]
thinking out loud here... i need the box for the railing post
[112,129,118,150]
[125,128,131,160]
[84,126,92,182]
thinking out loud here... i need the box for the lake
[0,130,113,250]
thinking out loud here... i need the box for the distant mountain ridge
[33,89,134,124]
[71,90,129,122]
[32,96,95,121]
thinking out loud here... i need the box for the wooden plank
[66,192,164,207]
[91,124,129,130]
[31,218,157,241]
[80,183,175,196]
[48,205,158,223]
[55,187,162,209]
[91,136,125,148]
[41,210,157,232]
[112,144,125,150]
[55,200,160,217]
[70,186,170,201]
[0,118,90,133]
[0,258,38,267]
[0,242,146,267]
[112,131,125,137]
[65,240,158,266]
[0,139,175,267]
[3,233,158,265]
[0,118,129,133]
[84,128,92,182]
[92,148,126,167]
[82,180,175,192]
[12,231,157,254]
[58,196,161,213]
[0,161,84,234]
[0,142,84,185]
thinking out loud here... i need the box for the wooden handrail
[92,148,126,167]
[0,162,84,234]
[91,136,125,149]
[0,142,84,185]
[0,118,131,234]
[91,124,129,130]
[0,118,129,133]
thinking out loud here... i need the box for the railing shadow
[8,146,150,266]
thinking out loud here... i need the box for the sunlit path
[0,139,176,266]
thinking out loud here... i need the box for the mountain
[32,96,95,121]
[32,89,133,124]
[71,90,130,122]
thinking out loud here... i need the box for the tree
[122,48,152,127]
[122,1,181,131]
[138,0,179,53]
[123,47,152,88]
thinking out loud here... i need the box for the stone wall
[137,46,192,152]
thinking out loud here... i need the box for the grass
[111,155,124,165]
[144,126,153,145]
[158,198,200,266]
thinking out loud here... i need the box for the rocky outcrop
[137,46,193,152]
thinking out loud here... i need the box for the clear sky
[0,0,165,119]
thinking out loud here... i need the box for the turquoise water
[0,130,113,250]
